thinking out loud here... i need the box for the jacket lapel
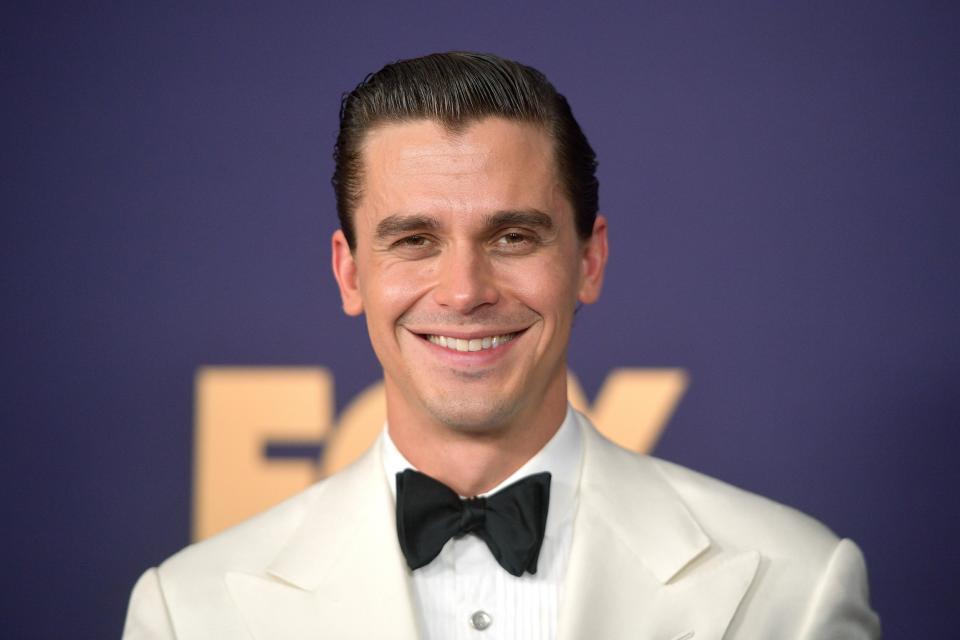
[224,443,419,640]
[559,414,759,640]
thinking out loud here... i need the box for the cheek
[496,255,580,318]
[361,261,434,322]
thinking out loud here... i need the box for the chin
[421,394,522,433]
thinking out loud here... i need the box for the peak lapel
[559,413,759,640]
[225,443,419,640]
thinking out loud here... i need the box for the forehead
[355,118,565,227]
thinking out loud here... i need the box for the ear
[577,214,608,305]
[331,229,364,316]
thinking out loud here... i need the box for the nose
[432,245,499,314]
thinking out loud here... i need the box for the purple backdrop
[3,2,958,637]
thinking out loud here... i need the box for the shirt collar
[380,404,583,537]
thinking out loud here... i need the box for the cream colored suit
[123,412,880,639]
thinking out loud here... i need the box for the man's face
[332,117,607,433]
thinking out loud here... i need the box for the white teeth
[427,332,517,352]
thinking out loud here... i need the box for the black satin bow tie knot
[395,469,551,577]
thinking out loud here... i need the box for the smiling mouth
[423,331,521,353]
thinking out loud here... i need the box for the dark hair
[332,51,599,248]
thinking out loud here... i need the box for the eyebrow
[374,214,441,240]
[483,209,554,232]
[374,209,554,241]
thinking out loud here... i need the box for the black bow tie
[395,469,551,577]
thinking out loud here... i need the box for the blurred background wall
[3,2,958,637]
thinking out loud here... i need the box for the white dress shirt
[380,406,583,640]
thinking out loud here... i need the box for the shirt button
[469,610,492,631]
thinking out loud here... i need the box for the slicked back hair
[332,51,599,249]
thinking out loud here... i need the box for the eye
[492,230,539,254]
[393,234,431,248]
[388,233,439,258]
[496,231,531,245]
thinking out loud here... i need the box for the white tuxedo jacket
[124,412,880,639]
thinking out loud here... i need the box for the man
[124,52,880,639]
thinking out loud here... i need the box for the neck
[387,380,568,496]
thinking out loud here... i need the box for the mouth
[422,331,522,353]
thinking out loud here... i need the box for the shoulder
[577,413,840,560]
[159,481,321,581]
[579,426,880,635]
[576,414,849,591]
[124,446,387,637]
[645,457,879,636]
[649,456,841,560]
[159,446,379,581]
[124,483,325,639]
